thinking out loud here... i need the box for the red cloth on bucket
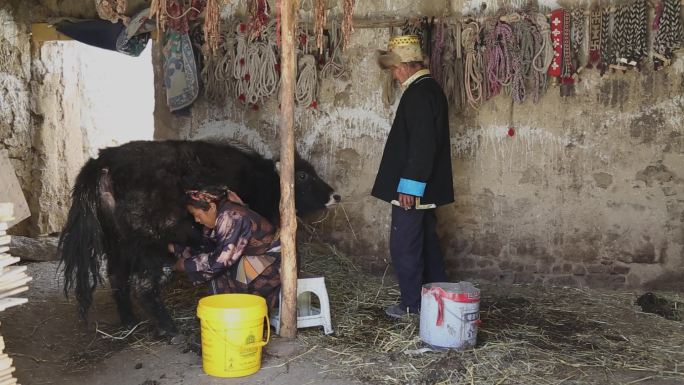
[422,286,480,326]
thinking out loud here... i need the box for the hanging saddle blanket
[163,30,199,111]
[116,8,156,56]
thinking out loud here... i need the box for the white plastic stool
[271,276,333,335]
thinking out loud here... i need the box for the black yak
[59,140,339,337]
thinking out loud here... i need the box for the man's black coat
[371,74,454,206]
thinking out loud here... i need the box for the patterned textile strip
[625,3,636,61]
[561,9,572,77]
[560,9,574,96]
[654,0,683,67]
[571,8,585,69]
[548,9,563,78]
[634,0,648,63]
[599,8,613,75]
[588,10,602,68]
[613,6,627,65]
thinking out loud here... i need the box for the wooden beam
[30,23,73,43]
[278,0,298,339]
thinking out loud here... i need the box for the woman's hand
[174,258,186,272]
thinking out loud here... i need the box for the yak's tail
[58,158,113,319]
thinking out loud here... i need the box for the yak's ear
[275,161,281,174]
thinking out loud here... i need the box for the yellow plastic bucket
[196,294,270,378]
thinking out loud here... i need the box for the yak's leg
[132,274,178,337]
[131,241,178,337]
[107,256,138,329]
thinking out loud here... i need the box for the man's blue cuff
[397,178,426,197]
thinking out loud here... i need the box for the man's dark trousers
[390,205,448,312]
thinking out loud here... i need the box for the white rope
[258,40,280,97]
[321,20,351,80]
[532,12,553,73]
[219,27,238,98]
[462,21,482,109]
[295,54,318,107]
[233,24,249,100]
[245,41,265,104]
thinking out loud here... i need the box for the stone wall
[155,0,684,290]
[1,2,156,235]
[0,5,36,234]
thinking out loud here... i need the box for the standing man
[372,35,454,318]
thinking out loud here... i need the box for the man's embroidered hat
[376,35,425,69]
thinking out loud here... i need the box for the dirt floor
[2,261,363,385]
[2,243,684,385]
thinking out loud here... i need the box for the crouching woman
[171,186,281,310]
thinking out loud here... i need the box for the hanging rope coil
[314,0,327,54]
[442,22,464,112]
[321,22,351,80]
[295,54,318,107]
[149,0,168,32]
[485,21,513,98]
[204,0,222,55]
[430,21,446,86]
[233,24,249,100]
[532,13,553,73]
[341,0,355,50]
[202,19,239,103]
[462,21,483,108]
[516,18,543,103]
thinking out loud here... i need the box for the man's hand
[398,193,415,209]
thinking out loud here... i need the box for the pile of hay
[296,241,684,385]
[91,238,684,384]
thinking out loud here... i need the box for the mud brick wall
[154,0,684,290]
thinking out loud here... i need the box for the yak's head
[277,156,341,216]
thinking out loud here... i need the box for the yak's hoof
[157,324,180,341]
[169,334,186,345]
[121,318,139,331]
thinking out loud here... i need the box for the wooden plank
[0,286,28,300]
[0,266,26,278]
[0,237,9,247]
[0,276,31,293]
[0,152,30,228]
[0,204,12,222]
[0,366,15,378]
[0,355,13,371]
[0,257,21,270]
[31,23,73,43]
[278,0,298,339]
[0,377,17,385]
[0,298,28,312]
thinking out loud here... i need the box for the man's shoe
[385,304,418,319]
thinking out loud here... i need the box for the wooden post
[278,0,298,339]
